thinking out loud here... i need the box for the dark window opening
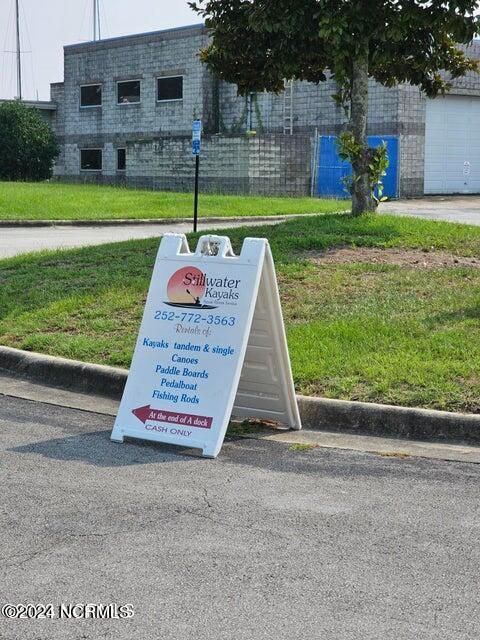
[117,80,141,104]
[157,76,183,102]
[80,84,102,107]
[117,148,126,171]
[81,149,102,171]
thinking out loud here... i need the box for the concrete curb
[1,345,479,445]
[0,213,335,228]
[297,395,480,445]
[0,347,127,399]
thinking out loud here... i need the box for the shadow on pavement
[8,428,465,480]
[4,394,463,477]
[220,436,455,481]
[9,429,203,467]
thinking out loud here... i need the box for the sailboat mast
[15,0,22,99]
[93,0,101,41]
[97,0,101,40]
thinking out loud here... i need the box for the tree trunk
[350,48,375,215]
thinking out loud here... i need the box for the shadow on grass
[0,213,405,323]
[226,213,403,261]
[426,305,480,327]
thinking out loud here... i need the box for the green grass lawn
[0,181,345,220]
[0,213,479,413]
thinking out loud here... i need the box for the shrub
[0,101,59,181]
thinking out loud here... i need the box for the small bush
[0,101,59,181]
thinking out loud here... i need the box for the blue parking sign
[192,119,202,155]
[192,139,201,156]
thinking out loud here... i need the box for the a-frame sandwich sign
[111,233,301,458]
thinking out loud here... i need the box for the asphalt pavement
[1,196,479,260]
[1,392,479,640]
[0,219,279,259]
[380,195,480,225]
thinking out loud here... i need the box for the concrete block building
[48,24,480,197]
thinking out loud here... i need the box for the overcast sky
[0,0,199,100]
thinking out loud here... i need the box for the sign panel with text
[192,119,202,155]
[111,233,301,457]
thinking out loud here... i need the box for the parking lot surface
[1,393,480,639]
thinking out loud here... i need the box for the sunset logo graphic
[165,266,216,309]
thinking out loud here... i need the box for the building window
[80,84,102,107]
[157,76,183,102]
[117,80,141,104]
[80,149,102,171]
[117,148,126,171]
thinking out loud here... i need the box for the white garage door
[424,95,480,194]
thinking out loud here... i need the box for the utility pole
[15,0,22,100]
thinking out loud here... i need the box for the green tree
[0,101,59,182]
[191,0,479,215]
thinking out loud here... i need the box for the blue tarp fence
[316,135,399,199]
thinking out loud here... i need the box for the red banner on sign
[132,405,213,429]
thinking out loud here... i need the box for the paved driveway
[0,219,279,259]
[1,392,480,640]
[380,195,480,225]
[1,196,479,260]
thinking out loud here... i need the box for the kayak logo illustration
[165,265,241,309]
[165,266,216,309]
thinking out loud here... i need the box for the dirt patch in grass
[304,247,480,268]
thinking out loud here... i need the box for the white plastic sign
[111,233,301,458]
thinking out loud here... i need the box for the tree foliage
[191,0,479,97]
[191,0,479,213]
[338,132,389,205]
[0,101,59,181]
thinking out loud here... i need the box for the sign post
[111,233,301,458]
[192,119,202,233]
